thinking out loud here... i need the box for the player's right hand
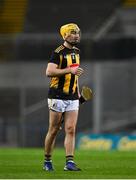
[75,67,84,76]
[70,67,84,76]
[69,64,84,77]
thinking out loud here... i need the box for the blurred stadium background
[0,0,136,149]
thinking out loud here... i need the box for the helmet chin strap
[65,40,78,46]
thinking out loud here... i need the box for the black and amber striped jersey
[48,44,80,100]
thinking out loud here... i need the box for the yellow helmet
[60,23,80,40]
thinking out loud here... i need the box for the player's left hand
[79,86,93,104]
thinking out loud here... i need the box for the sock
[45,154,51,161]
[66,155,74,162]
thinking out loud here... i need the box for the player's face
[66,30,81,45]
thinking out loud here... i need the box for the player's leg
[44,110,62,171]
[45,110,62,155]
[64,110,81,171]
[64,110,78,156]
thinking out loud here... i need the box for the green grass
[0,148,136,179]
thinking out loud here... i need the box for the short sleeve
[49,51,60,65]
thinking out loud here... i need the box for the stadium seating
[24,0,121,33]
[123,0,136,7]
[0,0,27,33]
[0,0,27,61]
[15,0,121,61]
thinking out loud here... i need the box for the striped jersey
[48,44,80,100]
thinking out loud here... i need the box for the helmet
[60,23,80,40]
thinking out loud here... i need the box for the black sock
[45,154,51,161]
[66,155,74,162]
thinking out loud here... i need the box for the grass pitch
[0,148,136,179]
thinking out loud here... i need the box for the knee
[49,126,59,137]
[65,126,75,135]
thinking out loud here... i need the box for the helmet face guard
[60,23,80,40]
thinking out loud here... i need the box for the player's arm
[46,62,71,77]
[77,78,81,98]
[43,52,70,77]
[46,63,84,77]
[44,51,84,77]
